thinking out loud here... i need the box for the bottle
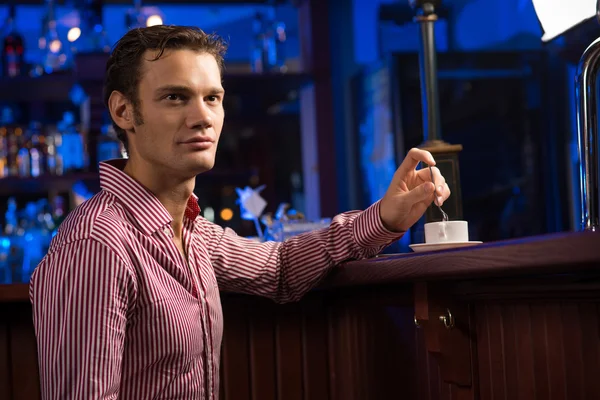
[40,0,71,74]
[45,124,63,175]
[263,7,277,71]
[28,121,45,177]
[2,107,19,176]
[251,12,266,73]
[1,4,24,78]
[0,125,7,178]
[16,128,31,178]
[58,112,87,172]
[4,197,17,235]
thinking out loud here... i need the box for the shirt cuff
[352,200,404,249]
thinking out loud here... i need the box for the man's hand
[379,148,451,232]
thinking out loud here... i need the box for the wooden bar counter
[1,231,599,399]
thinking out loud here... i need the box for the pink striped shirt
[29,159,401,399]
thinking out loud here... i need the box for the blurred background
[0,0,595,283]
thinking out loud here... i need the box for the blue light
[0,238,9,249]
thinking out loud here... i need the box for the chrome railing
[575,33,600,231]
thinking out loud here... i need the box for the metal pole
[415,8,442,143]
[409,0,443,145]
[575,37,600,231]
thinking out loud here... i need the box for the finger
[403,181,435,205]
[431,167,446,199]
[416,166,445,193]
[438,182,451,206]
[396,148,436,179]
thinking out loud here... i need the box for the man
[30,25,450,399]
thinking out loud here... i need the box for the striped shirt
[29,159,401,400]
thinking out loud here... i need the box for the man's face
[128,49,225,178]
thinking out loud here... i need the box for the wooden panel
[530,304,551,399]
[500,305,519,400]
[560,304,585,399]
[248,300,277,400]
[274,303,303,400]
[220,293,331,400]
[9,303,40,400]
[415,323,447,400]
[326,290,448,400]
[578,303,600,398]
[475,301,600,400]
[513,304,536,400]
[301,296,330,400]
[545,304,567,400]
[220,296,251,400]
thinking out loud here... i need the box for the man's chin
[187,161,215,176]
[170,153,216,178]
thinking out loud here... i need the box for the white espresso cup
[424,220,469,244]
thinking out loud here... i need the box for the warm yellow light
[49,39,62,53]
[146,15,163,27]
[67,27,81,42]
[220,208,233,221]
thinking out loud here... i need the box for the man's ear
[107,90,134,132]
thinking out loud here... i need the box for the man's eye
[166,94,185,101]
[207,95,220,102]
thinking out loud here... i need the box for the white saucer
[409,241,483,253]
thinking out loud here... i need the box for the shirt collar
[99,159,201,235]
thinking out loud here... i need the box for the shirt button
[163,226,171,236]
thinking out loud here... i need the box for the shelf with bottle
[0,107,90,189]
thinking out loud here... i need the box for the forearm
[209,201,402,302]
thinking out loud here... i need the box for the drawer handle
[439,308,455,329]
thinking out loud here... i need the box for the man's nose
[187,99,213,129]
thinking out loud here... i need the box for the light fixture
[146,14,163,27]
[532,0,596,42]
[220,208,234,221]
[204,207,215,222]
[67,27,81,42]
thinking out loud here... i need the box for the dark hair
[103,25,228,154]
